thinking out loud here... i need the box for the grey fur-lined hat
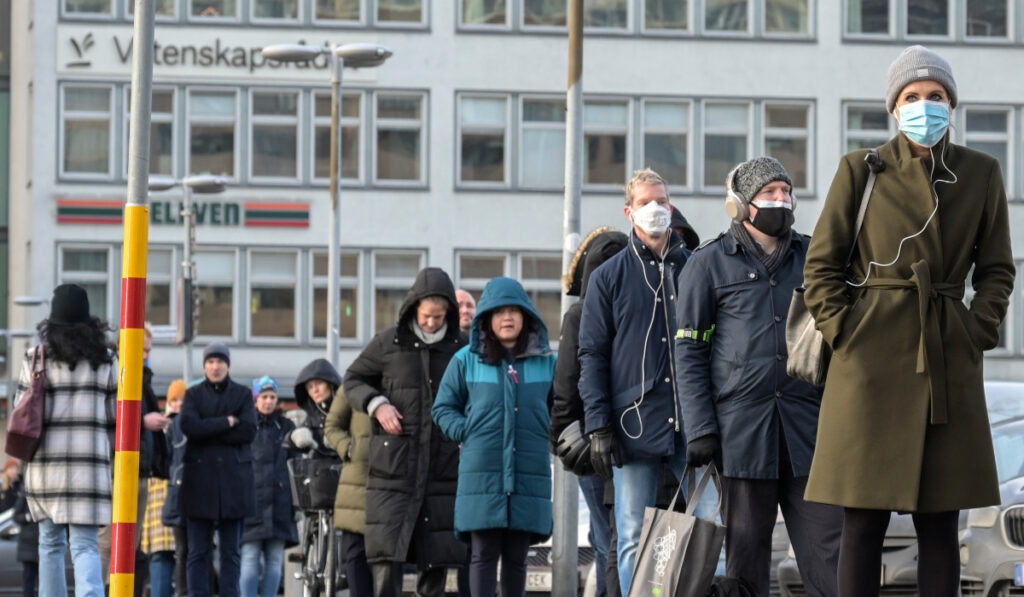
[730,157,792,205]
[885,45,957,113]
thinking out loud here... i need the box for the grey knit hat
[885,45,957,113]
[202,341,230,366]
[730,157,792,204]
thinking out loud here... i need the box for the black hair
[478,307,533,366]
[37,317,114,370]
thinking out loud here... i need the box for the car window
[992,419,1024,483]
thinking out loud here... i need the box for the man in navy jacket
[674,157,840,597]
[578,168,690,597]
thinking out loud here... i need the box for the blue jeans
[38,519,104,597]
[612,453,720,596]
[240,539,285,597]
[149,551,176,597]
[187,517,243,597]
[578,475,611,597]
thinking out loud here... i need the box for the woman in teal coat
[433,277,557,597]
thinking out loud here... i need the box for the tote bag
[627,464,725,597]
[5,346,47,461]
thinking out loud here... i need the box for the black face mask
[750,207,794,238]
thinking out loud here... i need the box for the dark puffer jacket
[343,267,468,568]
[243,410,299,546]
[286,359,343,459]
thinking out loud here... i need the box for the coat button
[514,407,518,412]
[775,391,783,398]
[774,315,782,323]
[507,492,512,496]
[668,417,674,424]
[513,447,517,452]
[664,377,670,383]
[776,354,784,361]
[748,272,756,279]
[656,297,662,302]
[661,337,666,342]
[384,441,389,447]
[770,279,778,287]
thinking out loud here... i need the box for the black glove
[589,428,623,480]
[686,434,721,468]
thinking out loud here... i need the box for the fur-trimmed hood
[563,227,628,298]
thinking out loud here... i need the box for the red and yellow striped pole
[111,204,149,596]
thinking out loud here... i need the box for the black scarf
[729,222,791,274]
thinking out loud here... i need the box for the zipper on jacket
[507,363,519,384]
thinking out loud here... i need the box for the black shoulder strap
[844,148,881,267]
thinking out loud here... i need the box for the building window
[249,251,298,339]
[645,0,689,31]
[844,104,894,152]
[847,0,890,34]
[313,92,362,184]
[642,100,690,188]
[64,0,113,15]
[252,0,299,20]
[584,99,629,186]
[250,90,300,181]
[191,0,238,19]
[61,85,114,178]
[461,0,508,26]
[147,248,176,327]
[127,0,177,18]
[705,0,749,33]
[373,251,424,333]
[520,97,566,189]
[765,0,809,34]
[374,93,426,184]
[520,254,563,340]
[961,107,1012,190]
[125,87,175,177]
[907,0,949,36]
[194,250,236,338]
[763,103,811,190]
[456,253,508,302]
[586,0,628,29]
[523,0,566,27]
[312,251,360,341]
[458,95,508,185]
[966,0,1007,38]
[703,102,750,190]
[315,0,361,22]
[378,0,424,24]
[59,247,112,320]
[188,89,237,178]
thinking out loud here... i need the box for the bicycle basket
[287,457,342,510]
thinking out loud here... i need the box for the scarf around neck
[729,222,790,274]
[411,320,448,345]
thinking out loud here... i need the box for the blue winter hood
[469,277,551,356]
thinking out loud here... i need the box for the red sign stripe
[245,221,309,228]
[57,216,123,224]
[120,277,147,330]
[110,522,138,574]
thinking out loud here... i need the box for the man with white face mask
[578,168,692,596]
[674,157,841,597]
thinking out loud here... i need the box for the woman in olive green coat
[324,388,373,597]
[804,45,1015,597]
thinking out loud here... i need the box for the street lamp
[149,175,227,383]
[260,42,393,368]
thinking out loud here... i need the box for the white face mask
[630,201,671,237]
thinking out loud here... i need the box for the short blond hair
[144,322,153,339]
[624,168,669,206]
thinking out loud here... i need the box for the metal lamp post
[149,175,226,383]
[260,42,393,368]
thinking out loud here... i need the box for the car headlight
[966,505,1000,528]
[959,544,969,567]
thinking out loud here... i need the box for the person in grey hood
[285,358,343,458]
[343,267,468,597]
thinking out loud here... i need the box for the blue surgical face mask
[896,100,950,148]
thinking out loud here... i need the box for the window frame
[57,244,115,322]
[641,0,695,36]
[311,90,365,186]
[59,83,116,181]
[456,92,512,189]
[957,104,1015,198]
[700,100,753,193]
[248,88,303,184]
[762,0,815,38]
[372,91,429,187]
[702,0,754,37]
[376,0,430,29]
[582,97,632,191]
[454,251,510,293]
[761,100,814,194]
[62,0,116,20]
[963,0,1012,41]
[844,0,896,38]
[186,0,242,22]
[186,86,240,181]
[193,248,240,343]
[146,245,179,330]
[123,86,177,179]
[246,249,301,343]
[518,94,567,191]
[457,0,512,30]
[311,0,367,26]
[249,0,303,24]
[309,249,363,345]
[904,0,955,40]
[370,249,427,334]
[842,101,898,154]
[640,97,693,192]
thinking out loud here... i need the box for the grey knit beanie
[730,157,792,204]
[202,341,230,366]
[885,45,957,113]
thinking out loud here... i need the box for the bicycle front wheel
[302,513,328,597]
[322,511,336,597]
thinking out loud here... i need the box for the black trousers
[722,467,842,597]
[342,532,374,597]
[172,526,189,597]
[372,562,446,597]
[469,529,531,597]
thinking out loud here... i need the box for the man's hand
[375,403,404,436]
[290,427,318,450]
[143,412,171,432]
[686,435,721,468]
[226,415,238,428]
[589,428,622,480]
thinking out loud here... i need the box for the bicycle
[288,455,344,597]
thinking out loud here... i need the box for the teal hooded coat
[432,277,557,543]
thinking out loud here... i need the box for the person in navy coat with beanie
[433,277,557,597]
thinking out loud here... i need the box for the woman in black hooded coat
[343,267,468,597]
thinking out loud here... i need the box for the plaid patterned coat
[19,346,117,526]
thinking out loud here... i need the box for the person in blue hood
[433,277,557,597]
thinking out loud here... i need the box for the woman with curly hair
[17,284,118,597]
